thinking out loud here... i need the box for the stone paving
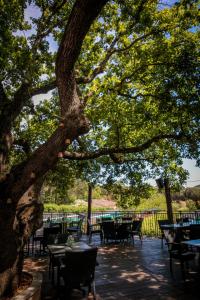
[24,236,200,300]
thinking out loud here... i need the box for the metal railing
[43,210,200,237]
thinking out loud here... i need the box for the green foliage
[44,203,114,212]
[135,191,167,211]
[2,0,200,209]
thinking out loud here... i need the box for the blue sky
[182,159,200,187]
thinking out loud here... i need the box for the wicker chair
[59,247,98,299]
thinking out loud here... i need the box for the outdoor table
[160,223,191,243]
[181,239,200,248]
[182,239,200,266]
[47,242,92,285]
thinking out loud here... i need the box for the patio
[24,236,200,300]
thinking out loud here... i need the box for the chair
[158,220,171,248]
[47,233,69,285]
[59,247,98,298]
[101,221,116,243]
[121,216,132,221]
[100,217,113,222]
[116,223,131,243]
[176,217,189,224]
[189,224,200,240]
[130,219,143,244]
[167,242,195,280]
[67,216,85,239]
[88,219,102,243]
[42,226,62,252]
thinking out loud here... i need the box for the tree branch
[30,80,57,97]
[77,37,118,84]
[0,82,7,110]
[62,132,186,160]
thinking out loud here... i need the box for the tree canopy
[2,0,199,197]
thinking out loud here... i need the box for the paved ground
[24,236,200,300]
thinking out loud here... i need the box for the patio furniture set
[25,215,200,298]
[158,219,200,280]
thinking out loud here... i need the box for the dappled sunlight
[22,238,200,299]
[24,257,48,272]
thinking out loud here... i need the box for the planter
[13,272,42,300]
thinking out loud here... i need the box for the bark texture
[0,0,108,296]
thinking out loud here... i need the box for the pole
[87,184,92,235]
[164,178,173,223]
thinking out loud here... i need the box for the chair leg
[180,260,185,281]
[161,234,164,248]
[169,256,173,275]
[139,233,143,244]
[89,233,92,243]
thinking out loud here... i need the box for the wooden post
[164,178,173,223]
[87,184,92,235]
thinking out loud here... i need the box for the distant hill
[194,185,200,188]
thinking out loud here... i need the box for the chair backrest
[101,221,115,232]
[62,247,98,286]
[176,217,189,224]
[54,233,68,244]
[117,223,130,240]
[121,217,132,221]
[189,224,200,239]
[43,227,62,246]
[101,221,116,239]
[158,220,170,230]
[101,217,113,222]
[50,222,62,229]
[132,220,143,232]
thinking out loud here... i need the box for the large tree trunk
[0,186,43,296]
[0,0,108,296]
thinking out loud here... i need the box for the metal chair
[167,242,195,280]
[59,247,98,299]
[67,215,85,239]
[116,223,131,243]
[88,219,102,243]
[189,224,200,240]
[47,233,69,285]
[130,219,143,244]
[158,219,171,248]
[42,226,62,252]
[101,221,116,243]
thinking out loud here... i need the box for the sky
[182,159,200,187]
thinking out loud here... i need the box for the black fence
[43,210,200,237]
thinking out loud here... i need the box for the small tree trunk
[164,178,173,223]
[87,184,92,235]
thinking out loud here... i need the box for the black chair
[47,233,69,285]
[167,242,195,280]
[42,226,62,252]
[130,219,143,244]
[101,221,116,243]
[67,216,85,239]
[116,223,131,243]
[100,217,113,222]
[176,217,189,224]
[121,216,132,221]
[189,224,200,239]
[59,247,98,299]
[158,220,171,248]
[88,219,102,243]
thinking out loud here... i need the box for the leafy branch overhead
[0,0,200,203]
